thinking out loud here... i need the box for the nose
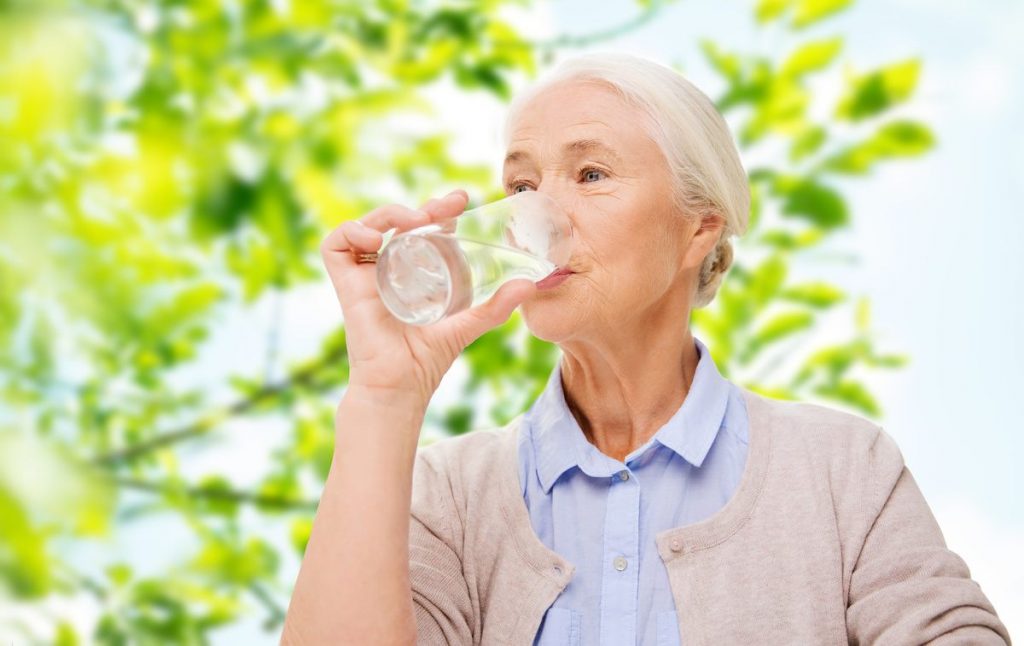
[534,185,572,217]
[524,189,575,266]
[531,187,575,236]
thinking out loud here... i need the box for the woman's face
[504,80,718,344]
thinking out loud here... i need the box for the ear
[697,211,727,238]
[682,212,726,270]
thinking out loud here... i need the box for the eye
[580,167,607,183]
[507,181,534,194]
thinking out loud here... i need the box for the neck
[558,327,699,462]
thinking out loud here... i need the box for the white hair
[502,52,750,309]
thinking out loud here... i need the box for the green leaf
[195,476,240,518]
[739,76,810,145]
[699,39,742,82]
[869,352,910,368]
[792,0,854,28]
[291,517,313,555]
[789,125,827,162]
[756,0,793,23]
[750,310,815,348]
[453,62,511,99]
[257,471,302,508]
[775,176,849,228]
[836,59,921,121]
[758,230,800,249]
[106,563,133,586]
[718,282,756,331]
[192,176,257,238]
[779,282,846,307]
[855,296,870,331]
[821,120,935,174]
[192,536,280,586]
[55,622,78,646]
[747,384,799,400]
[815,379,881,416]
[780,38,843,78]
[0,486,51,597]
[798,345,852,383]
[95,578,238,642]
[748,255,788,306]
[757,228,825,251]
[442,404,475,435]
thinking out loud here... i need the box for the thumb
[446,278,537,347]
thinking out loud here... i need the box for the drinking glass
[373,191,573,326]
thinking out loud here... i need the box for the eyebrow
[503,139,622,167]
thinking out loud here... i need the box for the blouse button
[613,556,628,571]
[670,538,683,552]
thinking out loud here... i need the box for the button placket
[599,462,640,644]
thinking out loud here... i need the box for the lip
[536,269,575,290]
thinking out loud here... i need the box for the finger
[319,221,388,312]
[361,203,431,233]
[320,220,382,259]
[321,202,429,277]
[419,189,469,221]
[442,278,537,348]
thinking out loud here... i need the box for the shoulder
[412,417,520,511]
[743,388,905,490]
[415,421,515,479]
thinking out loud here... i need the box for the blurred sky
[144,0,1023,641]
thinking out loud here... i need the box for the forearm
[282,392,426,645]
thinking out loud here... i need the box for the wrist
[340,383,429,416]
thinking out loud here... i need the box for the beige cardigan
[409,388,1011,645]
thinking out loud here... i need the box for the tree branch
[488,0,670,53]
[533,0,669,51]
[114,476,318,512]
[92,347,345,467]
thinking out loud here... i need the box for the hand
[320,189,538,408]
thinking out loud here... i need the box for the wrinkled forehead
[506,79,649,134]
[503,80,656,163]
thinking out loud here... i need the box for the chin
[519,299,582,343]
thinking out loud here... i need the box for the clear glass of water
[375,191,573,326]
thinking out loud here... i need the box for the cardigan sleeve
[845,428,1011,645]
[409,445,475,646]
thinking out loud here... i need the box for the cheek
[571,194,684,297]
[607,223,687,301]
[584,206,672,269]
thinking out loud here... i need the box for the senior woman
[282,53,1009,645]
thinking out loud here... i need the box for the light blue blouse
[519,335,750,646]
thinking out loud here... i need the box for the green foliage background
[0,0,932,642]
